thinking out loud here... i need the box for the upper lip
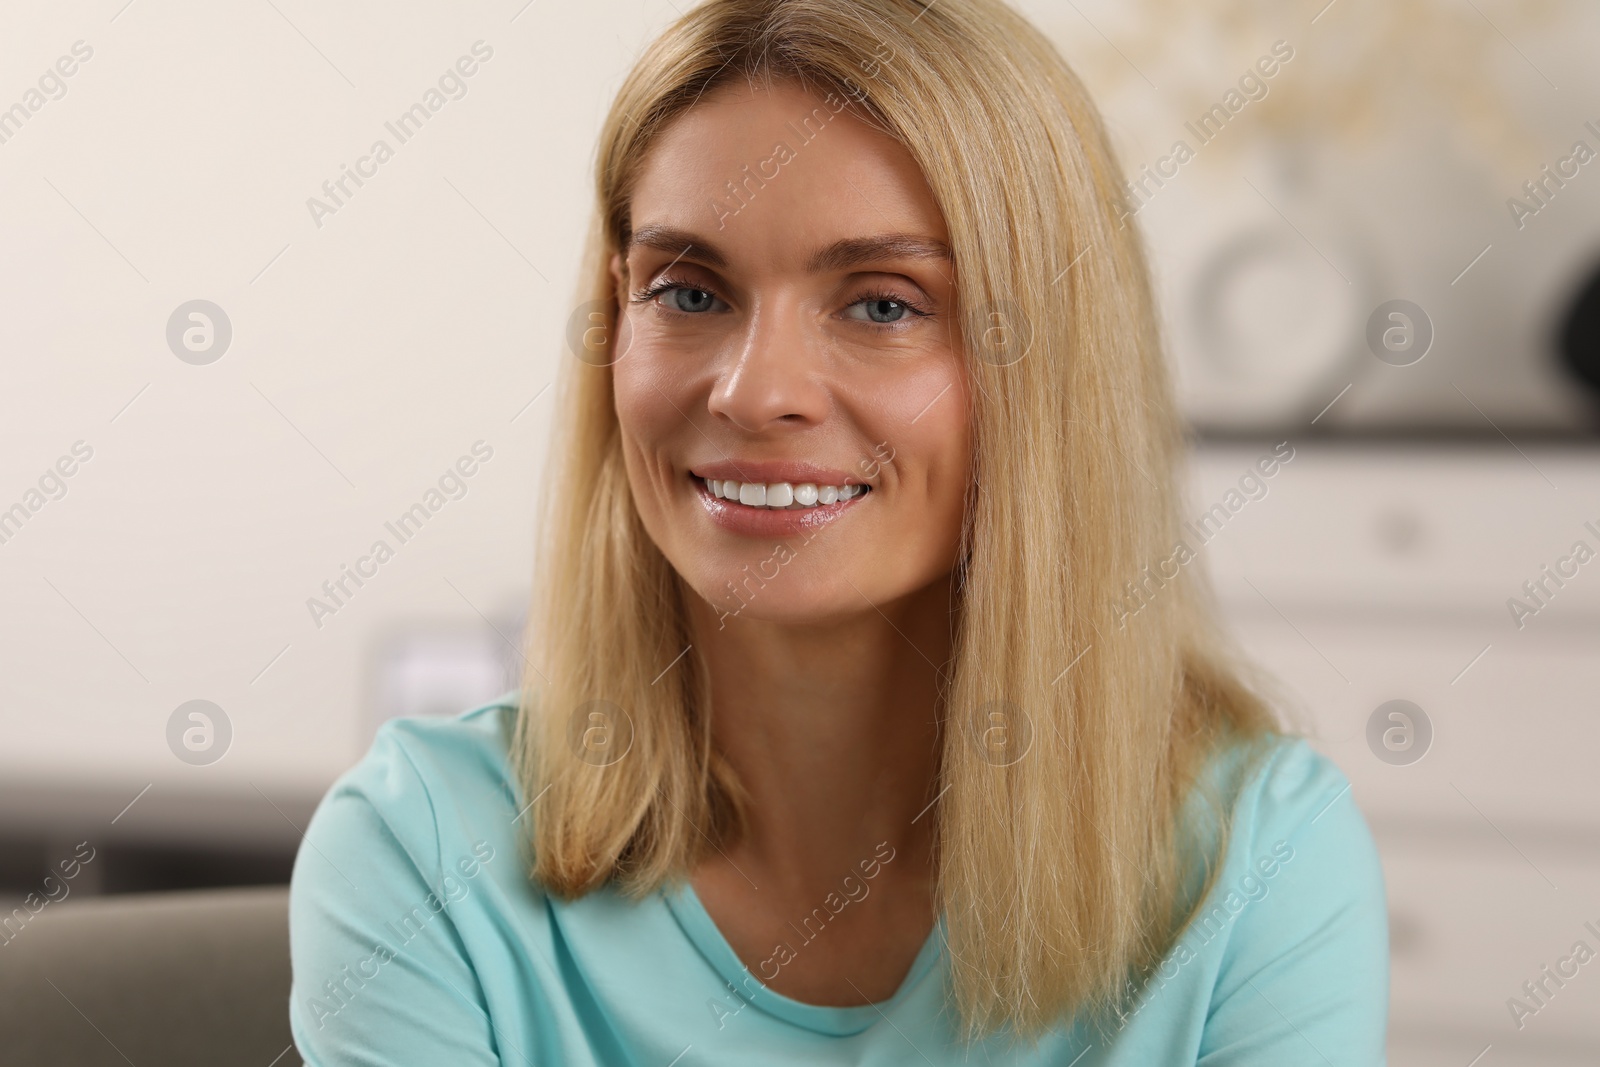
[690,459,867,486]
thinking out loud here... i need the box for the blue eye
[662,287,719,313]
[631,277,930,326]
[847,296,914,324]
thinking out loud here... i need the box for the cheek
[877,360,969,502]
[840,357,969,579]
[609,357,701,556]
[612,353,692,463]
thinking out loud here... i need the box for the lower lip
[694,477,869,538]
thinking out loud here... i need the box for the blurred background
[1,0,1597,1063]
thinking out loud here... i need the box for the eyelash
[628,275,932,325]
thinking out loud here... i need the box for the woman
[288,0,1388,1062]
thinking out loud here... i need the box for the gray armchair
[0,886,296,1067]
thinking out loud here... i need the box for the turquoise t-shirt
[288,691,1388,1065]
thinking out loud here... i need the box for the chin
[691,563,859,629]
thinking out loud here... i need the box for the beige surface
[0,885,295,1067]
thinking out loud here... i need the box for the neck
[684,573,954,895]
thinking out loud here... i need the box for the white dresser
[1189,440,1600,1064]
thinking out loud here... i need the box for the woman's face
[610,78,970,628]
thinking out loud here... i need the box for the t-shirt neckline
[661,877,946,1037]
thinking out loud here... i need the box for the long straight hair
[514,0,1282,1043]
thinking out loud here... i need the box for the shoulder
[1228,733,1366,849]
[1189,732,1384,928]
[1182,733,1389,1062]
[293,690,527,893]
[351,690,524,810]
[288,692,536,1062]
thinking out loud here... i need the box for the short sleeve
[288,724,503,1066]
[1196,740,1389,1066]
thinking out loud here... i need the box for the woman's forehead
[626,80,948,262]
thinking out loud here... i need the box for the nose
[706,301,831,433]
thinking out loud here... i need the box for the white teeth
[701,477,868,509]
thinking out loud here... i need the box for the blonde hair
[514,0,1282,1044]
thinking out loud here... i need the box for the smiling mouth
[695,475,871,510]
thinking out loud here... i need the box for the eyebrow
[627,225,952,274]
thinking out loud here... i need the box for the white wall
[0,0,679,802]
